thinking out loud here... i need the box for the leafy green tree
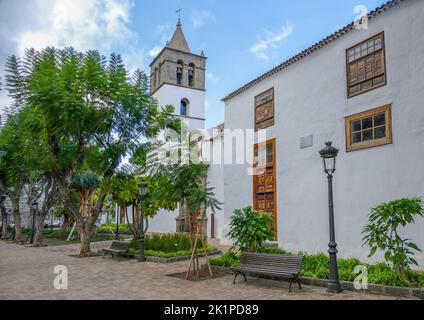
[362,198,424,275]
[0,113,28,242]
[104,171,141,237]
[150,161,221,277]
[11,47,178,256]
[1,49,59,246]
[227,206,274,252]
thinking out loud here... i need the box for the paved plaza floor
[0,241,416,300]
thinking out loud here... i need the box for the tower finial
[176,6,182,26]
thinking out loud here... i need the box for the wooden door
[253,139,277,240]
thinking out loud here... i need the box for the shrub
[300,253,329,276]
[315,267,330,279]
[338,269,356,282]
[209,248,424,289]
[362,197,424,274]
[130,233,207,253]
[404,269,424,288]
[420,274,424,288]
[256,247,292,255]
[210,252,240,268]
[368,270,410,287]
[227,206,274,252]
[368,262,392,274]
[97,224,130,235]
[45,227,80,240]
[129,245,215,258]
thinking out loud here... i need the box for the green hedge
[210,250,424,288]
[130,233,207,253]
[209,252,240,268]
[97,224,130,235]
[129,244,215,258]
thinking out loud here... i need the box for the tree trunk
[79,219,91,256]
[33,179,57,247]
[60,214,72,236]
[12,199,25,242]
[34,214,46,246]
[1,201,8,239]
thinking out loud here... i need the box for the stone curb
[209,265,424,299]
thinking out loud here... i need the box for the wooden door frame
[253,138,277,240]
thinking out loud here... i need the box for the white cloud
[250,22,294,60]
[122,48,148,73]
[14,0,136,55]
[206,72,220,83]
[149,45,162,58]
[191,10,215,29]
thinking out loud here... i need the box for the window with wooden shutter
[255,88,275,130]
[345,105,392,152]
[253,139,277,240]
[346,32,387,98]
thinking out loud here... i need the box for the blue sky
[0,0,389,128]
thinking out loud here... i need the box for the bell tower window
[188,63,195,87]
[180,99,189,116]
[176,60,183,85]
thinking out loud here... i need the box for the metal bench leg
[296,276,302,290]
[289,275,301,293]
[233,272,239,284]
[289,278,293,293]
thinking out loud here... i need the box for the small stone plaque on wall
[300,134,314,149]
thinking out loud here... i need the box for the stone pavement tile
[0,241,418,300]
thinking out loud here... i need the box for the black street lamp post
[30,201,38,244]
[138,181,147,262]
[115,202,120,241]
[319,142,342,293]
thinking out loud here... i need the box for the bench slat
[235,253,303,277]
[234,268,298,277]
[236,265,301,273]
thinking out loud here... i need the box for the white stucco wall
[148,208,178,234]
[124,205,177,234]
[222,0,424,267]
[148,81,206,234]
[204,133,225,239]
[153,83,206,131]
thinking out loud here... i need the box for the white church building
[147,0,424,266]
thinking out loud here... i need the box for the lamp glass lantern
[319,142,339,176]
[139,181,147,198]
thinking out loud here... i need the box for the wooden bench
[232,252,304,292]
[102,241,131,261]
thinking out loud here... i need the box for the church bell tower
[150,18,207,131]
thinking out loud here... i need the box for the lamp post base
[327,281,342,293]
[138,236,145,262]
